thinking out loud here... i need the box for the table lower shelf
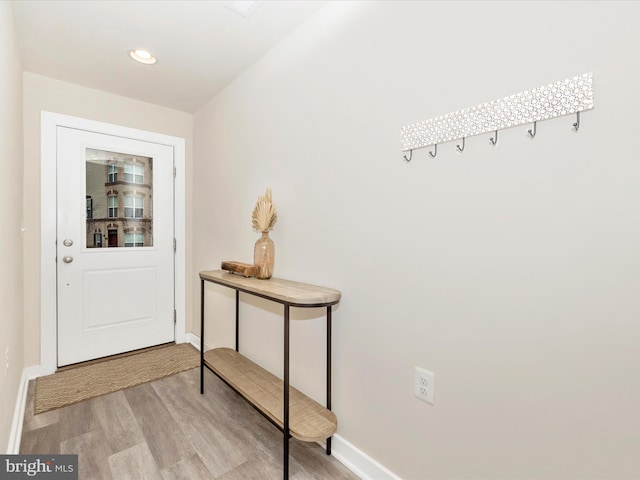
[203,348,337,442]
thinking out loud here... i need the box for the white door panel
[57,127,175,366]
[83,267,156,329]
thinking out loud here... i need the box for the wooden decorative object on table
[221,261,258,277]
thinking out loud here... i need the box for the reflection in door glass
[86,148,153,248]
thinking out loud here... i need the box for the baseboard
[185,332,213,353]
[188,333,401,480]
[174,331,190,345]
[318,434,401,480]
[6,365,50,454]
[6,371,27,454]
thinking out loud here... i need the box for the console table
[199,270,341,479]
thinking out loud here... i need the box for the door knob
[62,256,73,263]
[63,239,73,247]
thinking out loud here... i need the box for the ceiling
[11,0,328,113]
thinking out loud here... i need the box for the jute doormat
[34,343,199,414]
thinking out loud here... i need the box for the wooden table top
[199,270,341,307]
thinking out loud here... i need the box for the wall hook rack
[400,72,593,160]
[403,149,413,162]
[489,130,498,146]
[528,121,537,138]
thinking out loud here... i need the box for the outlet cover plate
[414,366,434,404]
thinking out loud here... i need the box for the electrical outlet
[414,366,434,404]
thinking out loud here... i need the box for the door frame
[41,111,187,373]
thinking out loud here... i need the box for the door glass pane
[86,148,153,248]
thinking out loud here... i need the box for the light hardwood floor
[20,367,359,480]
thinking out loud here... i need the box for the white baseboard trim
[6,365,51,454]
[175,331,190,345]
[6,371,27,454]
[185,332,213,352]
[325,434,401,480]
[188,333,401,480]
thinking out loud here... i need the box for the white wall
[22,73,194,368]
[193,1,640,478]
[0,1,25,452]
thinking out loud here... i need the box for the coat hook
[429,144,438,158]
[573,111,581,132]
[489,130,498,146]
[528,121,537,139]
[456,137,466,153]
[403,149,413,162]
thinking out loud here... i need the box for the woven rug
[34,343,199,414]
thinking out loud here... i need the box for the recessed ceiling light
[129,49,157,65]
[224,0,264,18]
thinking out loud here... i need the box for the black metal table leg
[326,305,332,455]
[200,278,205,394]
[235,291,240,352]
[283,305,290,479]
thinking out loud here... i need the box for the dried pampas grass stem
[252,188,278,232]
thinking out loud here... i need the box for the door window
[86,149,153,248]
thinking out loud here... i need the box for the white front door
[56,126,175,366]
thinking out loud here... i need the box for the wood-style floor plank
[289,440,359,480]
[19,422,61,455]
[214,456,286,480]
[20,368,360,480]
[90,390,145,455]
[59,398,96,442]
[123,382,198,471]
[151,369,251,477]
[22,380,59,433]
[61,430,113,480]
[160,453,213,480]
[108,443,162,480]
